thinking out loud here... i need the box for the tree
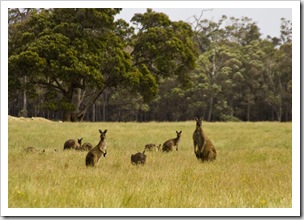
[8,9,292,122]
[8,8,38,117]
[260,40,292,121]
[130,9,197,87]
[97,8,198,122]
[9,8,157,121]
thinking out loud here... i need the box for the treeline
[8,9,292,122]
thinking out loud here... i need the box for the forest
[8,8,292,122]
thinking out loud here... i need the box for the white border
[291,0,301,217]
[1,0,300,217]
[0,0,300,9]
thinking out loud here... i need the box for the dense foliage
[8,9,292,122]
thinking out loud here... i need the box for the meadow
[8,117,292,208]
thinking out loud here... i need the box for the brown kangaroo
[193,117,217,161]
[24,147,45,153]
[162,131,182,152]
[131,150,147,165]
[77,143,93,151]
[144,143,161,151]
[63,138,83,150]
[85,129,107,167]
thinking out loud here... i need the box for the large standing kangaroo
[193,117,217,161]
[85,129,107,167]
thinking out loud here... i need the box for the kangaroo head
[176,131,182,138]
[99,129,107,140]
[195,117,203,128]
[78,138,83,145]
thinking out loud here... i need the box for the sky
[115,8,292,38]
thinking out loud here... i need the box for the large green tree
[9,8,157,121]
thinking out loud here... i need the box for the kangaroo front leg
[193,140,197,154]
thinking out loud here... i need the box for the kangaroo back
[145,143,161,151]
[202,138,217,161]
[77,143,93,151]
[131,150,147,165]
[64,138,83,150]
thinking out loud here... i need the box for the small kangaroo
[24,147,46,153]
[24,147,38,153]
[162,131,182,152]
[131,150,147,165]
[63,138,83,150]
[77,143,93,151]
[85,129,107,167]
[193,117,217,161]
[144,143,161,151]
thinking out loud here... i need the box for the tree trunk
[247,102,250,122]
[21,76,28,117]
[102,91,107,122]
[63,111,71,122]
[92,103,96,122]
[62,82,109,122]
[70,87,82,121]
[276,105,282,122]
[207,97,213,121]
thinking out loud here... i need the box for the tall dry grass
[8,119,292,208]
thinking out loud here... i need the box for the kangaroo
[76,143,93,151]
[131,150,147,165]
[24,147,45,153]
[144,143,161,151]
[63,138,83,150]
[85,129,107,167]
[162,131,182,152]
[24,147,38,153]
[193,117,217,161]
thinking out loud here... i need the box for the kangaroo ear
[195,117,198,121]
[200,117,203,121]
[104,129,107,134]
[99,129,102,134]
[79,137,83,141]
[180,131,182,134]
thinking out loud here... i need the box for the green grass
[8,119,292,208]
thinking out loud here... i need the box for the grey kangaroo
[85,129,107,167]
[162,131,182,152]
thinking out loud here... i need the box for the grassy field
[8,117,292,208]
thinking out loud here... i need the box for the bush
[219,114,241,122]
